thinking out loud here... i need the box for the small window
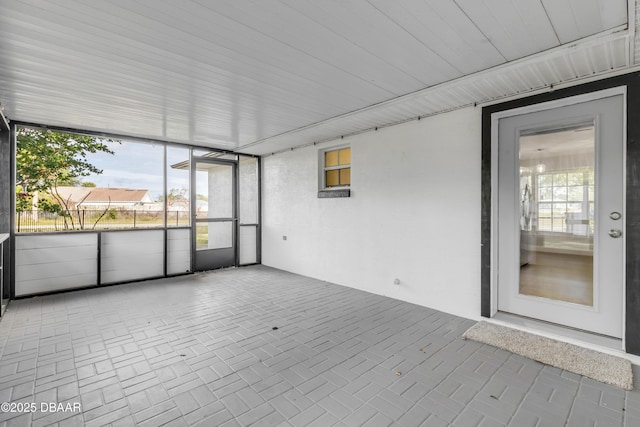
[323,147,351,188]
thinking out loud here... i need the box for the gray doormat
[462,321,633,390]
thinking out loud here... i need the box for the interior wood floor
[520,252,593,306]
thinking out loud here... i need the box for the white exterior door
[495,89,624,338]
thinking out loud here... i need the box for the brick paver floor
[0,265,638,426]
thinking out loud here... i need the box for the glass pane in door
[195,165,233,220]
[194,159,236,271]
[518,123,595,306]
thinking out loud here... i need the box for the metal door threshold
[491,312,623,351]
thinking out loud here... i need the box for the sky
[84,140,190,201]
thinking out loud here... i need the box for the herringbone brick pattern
[0,265,637,426]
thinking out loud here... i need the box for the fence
[16,209,190,232]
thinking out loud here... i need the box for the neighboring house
[53,187,154,210]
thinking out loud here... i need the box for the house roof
[53,187,91,204]
[54,187,152,204]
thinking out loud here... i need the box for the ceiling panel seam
[365,0,465,75]
[539,1,562,44]
[451,0,507,62]
[238,30,629,154]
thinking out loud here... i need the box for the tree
[157,188,188,203]
[168,187,187,200]
[16,127,118,229]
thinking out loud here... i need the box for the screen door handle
[609,229,622,238]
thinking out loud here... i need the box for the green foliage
[15,185,31,212]
[16,127,118,214]
[168,187,188,200]
[157,187,188,202]
[81,181,97,187]
[58,175,83,187]
[37,198,69,217]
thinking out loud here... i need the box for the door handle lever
[609,229,622,238]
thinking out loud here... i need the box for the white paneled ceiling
[0,0,631,155]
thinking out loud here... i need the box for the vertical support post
[0,241,3,316]
[0,115,12,301]
[163,145,167,277]
[189,148,196,273]
[257,155,262,264]
[234,158,239,267]
[96,231,101,286]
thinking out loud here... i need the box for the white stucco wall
[261,106,482,319]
